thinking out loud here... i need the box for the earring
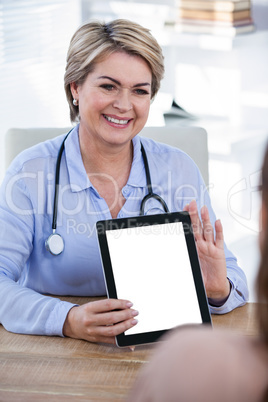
[73,99,78,106]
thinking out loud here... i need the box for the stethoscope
[45,129,170,255]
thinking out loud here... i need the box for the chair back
[5,125,209,185]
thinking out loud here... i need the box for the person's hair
[256,142,268,347]
[64,19,165,122]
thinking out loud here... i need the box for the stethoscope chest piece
[45,232,64,256]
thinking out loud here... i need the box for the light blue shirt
[0,125,248,336]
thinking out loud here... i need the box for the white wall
[0,0,82,179]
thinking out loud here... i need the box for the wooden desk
[0,299,259,401]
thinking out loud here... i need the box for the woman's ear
[70,82,79,100]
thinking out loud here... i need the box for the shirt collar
[65,125,147,193]
[65,124,91,192]
[127,135,147,188]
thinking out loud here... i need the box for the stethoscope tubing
[140,143,169,215]
[46,130,169,255]
[52,130,72,230]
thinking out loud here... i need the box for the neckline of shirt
[64,125,147,193]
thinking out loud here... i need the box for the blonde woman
[0,20,248,344]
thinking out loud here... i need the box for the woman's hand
[63,298,139,344]
[184,200,230,303]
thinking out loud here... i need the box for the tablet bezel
[96,212,211,347]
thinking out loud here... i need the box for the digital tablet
[96,212,211,347]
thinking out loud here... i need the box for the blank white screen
[106,222,202,335]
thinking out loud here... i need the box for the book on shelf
[178,0,251,12]
[177,8,251,22]
[176,17,253,27]
[174,0,254,36]
[175,19,255,36]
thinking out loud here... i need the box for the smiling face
[70,51,152,151]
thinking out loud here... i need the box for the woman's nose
[112,89,133,112]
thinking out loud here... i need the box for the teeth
[105,115,129,125]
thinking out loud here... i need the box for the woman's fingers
[83,298,139,326]
[95,318,139,346]
[89,298,133,314]
[201,205,214,243]
[186,201,216,244]
[183,203,189,212]
[85,299,139,340]
[187,200,203,241]
[98,316,139,338]
[183,201,228,301]
[215,219,224,249]
[85,315,138,345]
[63,298,139,344]
[94,307,139,327]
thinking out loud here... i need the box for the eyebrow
[97,75,151,88]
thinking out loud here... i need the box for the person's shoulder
[136,134,202,183]
[7,133,67,174]
[137,134,196,166]
[138,134,185,155]
[129,325,268,402]
[160,325,267,375]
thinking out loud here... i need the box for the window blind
[0,0,81,179]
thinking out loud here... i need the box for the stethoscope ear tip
[45,233,64,256]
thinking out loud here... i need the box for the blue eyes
[100,84,114,91]
[100,84,149,95]
[135,88,149,95]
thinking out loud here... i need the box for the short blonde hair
[64,19,165,122]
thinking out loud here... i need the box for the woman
[0,19,248,344]
[128,145,268,402]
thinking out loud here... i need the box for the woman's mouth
[103,114,131,126]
